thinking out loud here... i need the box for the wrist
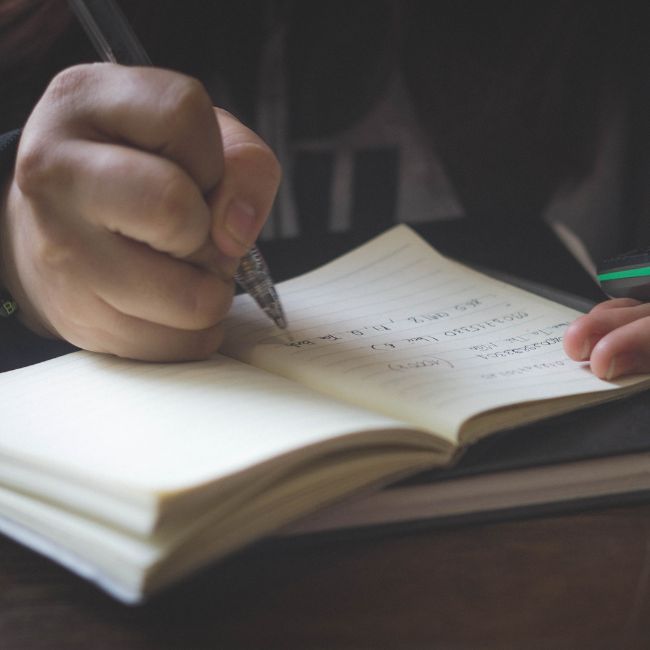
[0,132,56,340]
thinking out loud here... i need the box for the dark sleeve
[0,129,22,176]
[0,129,77,373]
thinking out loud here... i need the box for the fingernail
[579,336,597,361]
[605,357,617,381]
[605,354,634,381]
[225,199,257,249]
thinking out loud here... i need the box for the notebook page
[222,225,642,443]
[0,352,415,504]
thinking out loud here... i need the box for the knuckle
[14,138,52,197]
[160,76,212,133]
[45,64,98,104]
[15,141,73,207]
[16,65,104,198]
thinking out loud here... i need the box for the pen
[67,0,288,330]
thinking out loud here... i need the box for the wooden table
[3,501,650,649]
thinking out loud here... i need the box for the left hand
[563,298,650,379]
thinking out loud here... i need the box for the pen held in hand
[67,0,288,330]
[235,248,287,329]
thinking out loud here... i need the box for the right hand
[0,63,280,361]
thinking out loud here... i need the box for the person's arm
[0,63,280,363]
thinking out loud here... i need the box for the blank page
[0,353,409,505]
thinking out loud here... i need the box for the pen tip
[274,314,288,330]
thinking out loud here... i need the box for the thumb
[209,108,281,260]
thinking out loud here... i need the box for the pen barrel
[68,0,152,65]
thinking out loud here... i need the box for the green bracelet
[0,293,17,318]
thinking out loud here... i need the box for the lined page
[0,352,421,518]
[222,225,646,444]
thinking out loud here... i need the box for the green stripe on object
[598,266,650,282]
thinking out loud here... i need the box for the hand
[0,63,280,361]
[563,298,650,379]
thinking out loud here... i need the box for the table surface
[3,500,650,650]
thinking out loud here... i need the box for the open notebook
[1,225,649,603]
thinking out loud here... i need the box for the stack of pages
[2,225,649,603]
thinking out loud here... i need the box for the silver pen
[67,0,287,329]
